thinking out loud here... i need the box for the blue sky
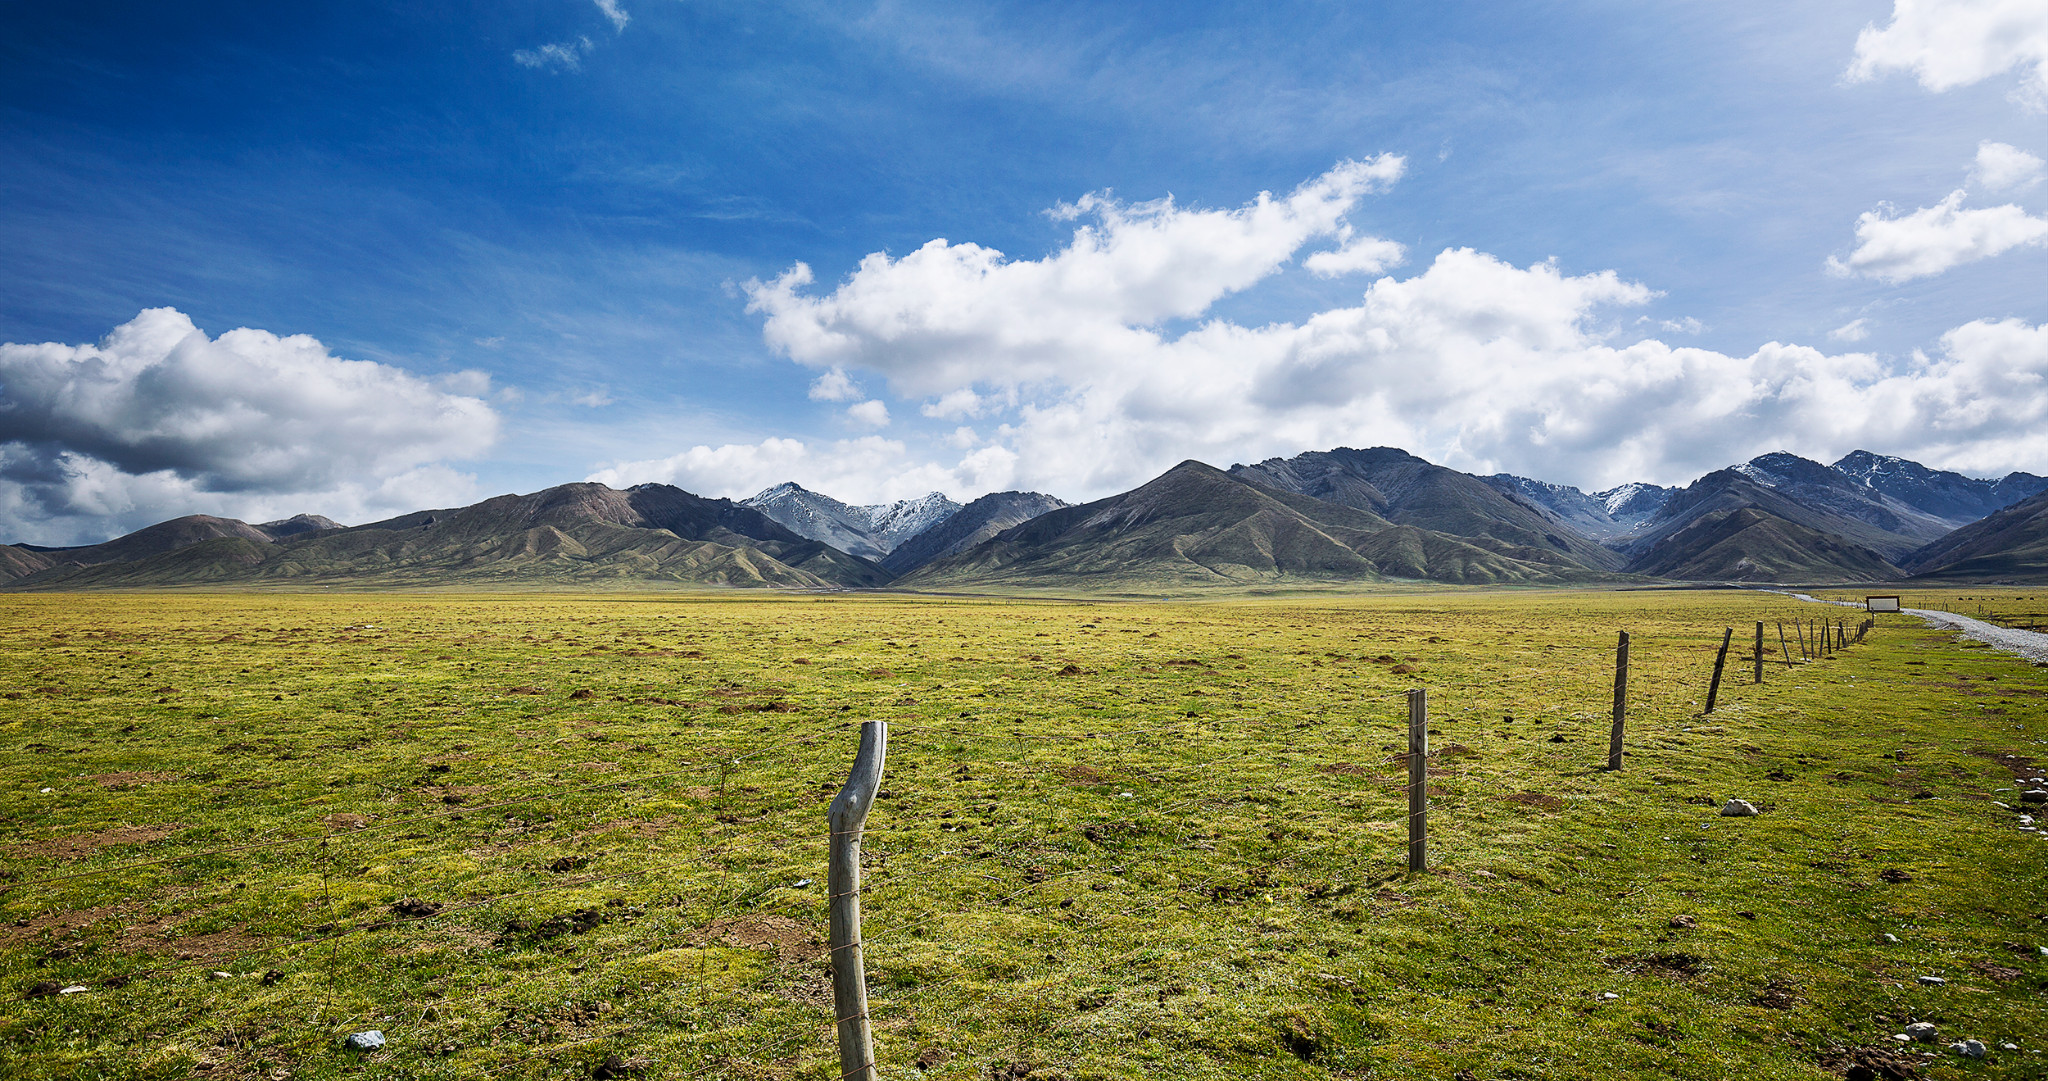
[2,0,2045,543]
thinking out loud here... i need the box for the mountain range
[5,447,2046,591]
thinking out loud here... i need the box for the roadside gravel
[1903,609,2048,666]
[1766,588,2048,666]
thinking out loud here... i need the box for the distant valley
[4,447,2045,591]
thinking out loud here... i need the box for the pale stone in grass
[1917,975,1947,986]
[2022,790,2048,804]
[1906,1022,1939,1042]
[1952,1039,1986,1058]
[345,1031,386,1051]
[1719,799,1759,817]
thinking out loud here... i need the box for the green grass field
[3,589,2045,1080]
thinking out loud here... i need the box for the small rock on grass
[1906,1022,1938,1042]
[1719,799,1759,817]
[1916,975,1947,986]
[1950,1039,1986,1059]
[1668,915,1698,929]
[344,1031,386,1052]
[2021,790,2047,804]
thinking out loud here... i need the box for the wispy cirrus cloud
[513,37,593,72]
[592,0,629,33]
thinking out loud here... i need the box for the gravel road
[1765,588,2048,666]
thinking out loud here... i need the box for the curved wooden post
[829,721,887,1081]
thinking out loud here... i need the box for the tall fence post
[1777,622,1794,669]
[1753,621,1764,684]
[829,721,888,1081]
[1704,627,1733,714]
[1407,688,1427,873]
[1607,630,1629,771]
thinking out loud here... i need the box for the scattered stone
[1600,992,1619,1000]
[1719,799,1759,817]
[1668,915,1698,930]
[1916,975,1947,986]
[1951,1039,1986,1059]
[344,1030,386,1052]
[2023,790,2048,805]
[1882,933,1900,944]
[1906,1022,1939,1042]
[207,971,233,981]
[792,878,812,889]
[2003,1043,2020,1051]
[58,985,87,994]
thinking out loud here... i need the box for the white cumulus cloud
[846,399,890,427]
[1973,140,2046,191]
[1303,232,1407,277]
[1828,189,2048,282]
[808,367,859,401]
[745,155,1407,396]
[731,165,2048,497]
[0,308,499,544]
[587,435,1002,506]
[1847,0,2048,110]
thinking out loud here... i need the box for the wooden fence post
[1795,620,1808,661]
[1753,622,1764,684]
[1777,622,1794,668]
[1407,688,1427,873]
[1704,627,1733,713]
[1607,630,1629,771]
[829,721,888,1081]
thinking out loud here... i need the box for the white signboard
[1865,595,1902,612]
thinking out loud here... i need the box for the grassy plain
[1,589,2044,1080]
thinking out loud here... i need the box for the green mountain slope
[1903,488,2048,581]
[901,461,1619,590]
[1625,507,1901,582]
[1231,446,1627,570]
[5,482,892,591]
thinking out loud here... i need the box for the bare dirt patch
[1062,764,1113,785]
[16,823,183,859]
[322,812,373,831]
[90,771,177,789]
[690,915,823,962]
